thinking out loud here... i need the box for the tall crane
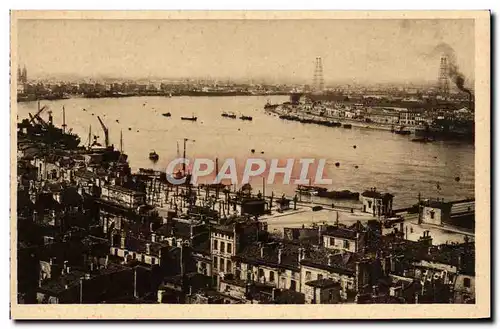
[97,116,109,148]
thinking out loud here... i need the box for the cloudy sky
[17,18,474,84]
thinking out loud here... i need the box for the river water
[17,95,475,208]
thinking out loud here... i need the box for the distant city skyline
[17,19,474,86]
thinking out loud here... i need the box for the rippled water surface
[17,95,475,207]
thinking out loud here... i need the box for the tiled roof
[38,269,86,295]
[111,235,169,257]
[361,190,394,199]
[300,248,356,276]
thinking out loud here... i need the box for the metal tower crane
[28,101,48,125]
[97,116,109,148]
[182,138,195,173]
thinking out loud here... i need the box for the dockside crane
[97,115,110,148]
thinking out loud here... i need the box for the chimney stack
[328,254,334,267]
[298,247,304,263]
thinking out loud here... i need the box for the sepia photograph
[9,10,490,319]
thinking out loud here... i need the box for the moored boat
[318,190,360,200]
[296,185,328,196]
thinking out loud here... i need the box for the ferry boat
[162,112,171,117]
[240,115,253,121]
[296,185,327,196]
[221,112,237,119]
[318,190,360,200]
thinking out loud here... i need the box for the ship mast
[183,138,187,173]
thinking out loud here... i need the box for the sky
[17,19,475,85]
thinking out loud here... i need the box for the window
[227,243,232,254]
[464,277,471,288]
[213,257,218,269]
[220,242,225,253]
[270,271,275,282]
[430,211,435,219]
[151,257,156,265]
[132,253,136,260]
[317,274,323,280]
[330,237,335,246]
[213,240,218,251]
[258,269,264,278]
[305,271,312,281]
[290,280,297,291]
[343,240,350,250]
[226,260,232,273]
[368,201,372,209]
[219,258,224,272]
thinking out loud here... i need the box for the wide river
[17,96,475,208]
